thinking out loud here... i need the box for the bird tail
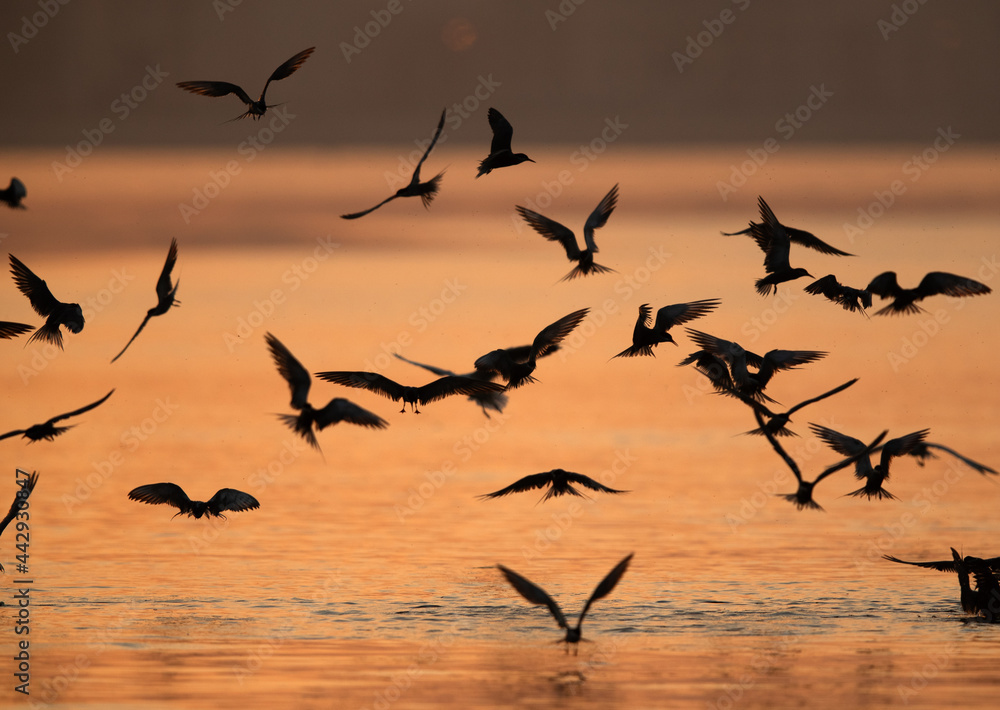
[26,323,64,350]
[873,301,924,316]
[611,344,654,359]
[780,493,823,511]
[277,413,320,451]
[560,262,616,282]
[504,373,538,390]
[844,485,897,501]
[743,425,797,438]
[418,170,445,208]
[754,277,777,296]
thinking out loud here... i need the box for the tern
[9,253,85,349]
[476,108,534,177]
[111,239,180,362]
[128,483,259,520]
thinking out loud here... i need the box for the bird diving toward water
[865,271,991,316]
[128,483,259,520]
[516,184,619,281]
[176,46,315,121]
[111,239,180,363]
[342,110,446,219]
[883,548,1000,619]
[612,299,720,358]
[804,274,873,315]
[476,107,534,177]
[266,332,388,450]
[810,423,929,500]
[737,378,858,438]
[0,390,114,444]
[0,471,37,572]
[475,308,589,389]
[478,469,628,504]
[315,369,505,414]
[0,321,33,339]
[9,253,85,349]
[496,553,633,652]
[0,178,26,208]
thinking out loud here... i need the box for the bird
[342,110,446,219]
[265,333,388,450]
[738,378,859,437]
[111,239,180,362]
[516,185,619,281]
[803,274,873,315]
[756,409,886,510]
[904,442,997,476]
[478,469,628,504]
[0,321,33,339]
[476,107,534,177]
[128,483,259,520]
[0,390,114,444]
[314,370,505,414]
[0,471,37,572]
[9,253,85,349]
[810,424,929,500]
[722,196,853,256]
[474,308,589,390]
[176,46,315,121]
[0,177,26,209]
[612,299,720,358]
[883,548,1000,618]
[737,198,821,295]
[497,553,633,652]
[865,271,992,316]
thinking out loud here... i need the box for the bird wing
[176,81,255,106]
[922,443,998,475]
[110,314,153,363]
[391,352,456,378]
[565,472,628,495]
[635,303,653,330]
[260,46,315,102]
[155,239,179,303]
[412,109,446,183]
[784,378,859,417]
[654,299,720,331]
[785,226,854,257]
[265,333,311,410]
[882,554,959,573]
[879,428,930,473]
[128,482,193,513]
[865,272,902,298]
[915,272,992,300]
[808,423,868,457]
[581,184,619,253]
[803,274,841,299]
[9,254,60,317]
[516,206,581,260]
[760,349,827,374]
[578,553,633,627]
[414,376,505,405]
[814,430,888,485]
[496,564,568,629]
[0,471,38,537]
[487,107,515,155]
[207,488,261,514]
[531,308,590,358]
[472,349,513,378]
[315,371,406,402]
[756,410,804,484]
[340,195,399,220]
[479,472,557,499]
[313,398,389,430]
[0,321,33,339]
[47,389,115,425]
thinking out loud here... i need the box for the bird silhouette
[722,196,853,256]
[315,370,505,414]
[497,553,633,652]
[177,47,315,121]
[474,308,589,389]
[883,548,1000,618]
[0,390,114,443]
[0,177,26,209]
[904,442,997,476]
[476,108,534,177]
[810,424,929,500]
[9,253,85,349]
[0,471,38,573]
[342,110,446,219]
[804,274,872,315]
[516,184,619,281]
[128,483,259,520]
[265,333,387,450]
[111,239,180,363]
[613,299,720,358]
[0,321,33,339]
[478,469,628,504]
[739,378,858,437]
[865,271,991,316]
[736,198,823,295]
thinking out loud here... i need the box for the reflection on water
[1,149,999,708]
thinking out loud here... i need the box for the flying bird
[478,469,628,504]
[497,553,633,652]
[315,370,505,414]
[476,108,534,177]
[904,441,997,476]
[884,548,1000,618]
[474,308,589,389]
[734,198,823,295]
[810,424,929,500]
[342,110,446,219]
[739,378,859,437]
[391,353,506,417]
[0,390,114,444]
[266,333,387,450]
[722,196,853,256]
[516,184,619,281]
[9,253,85,349]
[865,271,991,316]
[0,177,26,209]
[0,471,37,573]
[804,274,873,315]
[612,299,720,358]
[128,483,259,520]
[111,239,180,362]
[0,321,33,339]
[176,46,315,121]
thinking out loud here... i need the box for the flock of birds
[2,44,999,643]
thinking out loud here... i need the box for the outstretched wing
[879,428,930,473]
[531,308,589,358]
[865,272,903,299]
[315,371,406,402]
[882,554,958,573]
[110,314,153,363]
[654,299,721,331]
[920,443,997,476]
[412,109,446,184]
[487,107,514,155]
[128,482,193,513]
[391,352,457,378]
[914,272,991,300]
[0,321,33,339]
[808,423,868,457]
[48,389,115,425]
[582,184,619,252]
[516,206,581,260]
[565,472,628,495]
[155,239,179,303]
[784,378,859,417]
[260,47,315,101]
[313,398,389,430]
[341,195,399,220]
[176,80,255,106]
[9,254,60,317]
[265,333,311,409]
[478,472,555,499]
[206,488,260,515]
[578,553,633,627]
[0,471,38,537]
[497,564,568,629]
[414,376,504,405]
